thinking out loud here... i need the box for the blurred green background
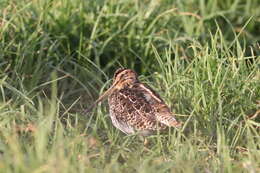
[0,0,259,172]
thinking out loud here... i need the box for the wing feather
[108,83,181,135]
[134,83,181,128]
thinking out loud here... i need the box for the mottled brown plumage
[87,68,181,136]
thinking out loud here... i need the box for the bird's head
[86,68,138,112]
[112,68,138,89]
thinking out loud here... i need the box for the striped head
[112,68,138,89]
[88,68,138,107]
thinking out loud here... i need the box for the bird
[86,68,181,136]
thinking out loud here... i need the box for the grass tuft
[0,0,259,172]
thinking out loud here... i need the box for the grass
[0,0,260,172]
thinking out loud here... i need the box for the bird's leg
[138,135,149,146]
[143,138,149,146]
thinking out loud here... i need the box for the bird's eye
[121,73,128,79]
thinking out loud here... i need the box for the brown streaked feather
[131,83,181,128]
[89,68,181,135]
[108,83,178,134]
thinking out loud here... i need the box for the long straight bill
[84,83,117,114]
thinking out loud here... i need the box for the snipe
[86,68,181,136]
